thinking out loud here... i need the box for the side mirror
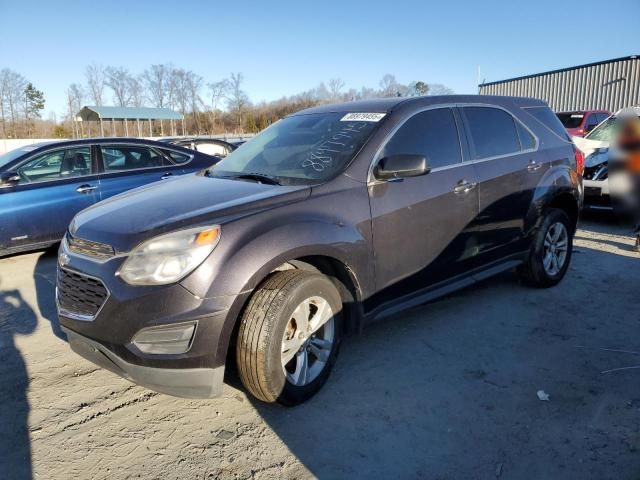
[374,154,430,180]
[0,173,20,186]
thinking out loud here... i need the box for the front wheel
[519,208,574,288]
[236,270,342,406]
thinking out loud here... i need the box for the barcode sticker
[340,112,386,122]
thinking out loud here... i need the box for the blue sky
[1,0,639,117]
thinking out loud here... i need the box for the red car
[556,110,611,137]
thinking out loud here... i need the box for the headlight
[118,225,221,286]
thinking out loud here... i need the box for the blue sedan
[0,138,219,256]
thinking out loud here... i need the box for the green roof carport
[75,106,184,137]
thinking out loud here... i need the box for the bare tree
[427,83,455,96]
[0,69,10,137]
[142,64,170,108]
[172,68,189,114]
[327,78,345,102]
[184,71,203,132]
[1,70,27,137]
[207,79,228,131]
[105,66,134,107]
[226,72,249,130]
[379,74,401,97]
[65,83,85,138]
[85,64,106,106]
[129,75,145,107]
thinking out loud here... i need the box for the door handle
[76,184,97,194]
[453,180,477,194]
[160,172,173,180]
[527,161,542,172]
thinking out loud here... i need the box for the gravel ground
[1,214,639,480]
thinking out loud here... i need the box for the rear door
[97,144,184,200]
[460,105,543,264]
[0,145,99,249]
[368,107,480,310]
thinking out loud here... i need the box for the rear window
[463,107,521,159]
[526,107,572,141]
[556,112,584,129]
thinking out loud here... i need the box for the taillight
[575,149,585,176]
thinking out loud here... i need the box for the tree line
[0,63,454,138]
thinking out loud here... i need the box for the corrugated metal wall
[479,57,640,112]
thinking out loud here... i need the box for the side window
[17,147,92,183]
[161,149,192,165]
[524,107,572,141]
[463,107,521,159]
[381,108,462,170]
[101,146,165,172]
[515,121,536,150]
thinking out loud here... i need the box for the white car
[573,106,640,210]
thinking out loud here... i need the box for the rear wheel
[236,270,342,406]
[519,208,573,288]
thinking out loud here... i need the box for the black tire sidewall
[265,273,343,406]
[528,208,573,287]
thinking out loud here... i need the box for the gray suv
[57,95,583,406]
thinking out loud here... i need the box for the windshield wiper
[228,172,281,185]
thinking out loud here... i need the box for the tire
[236,270,343,406]
[519,208,574,288]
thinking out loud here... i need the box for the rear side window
[381,108,462,169]
[161,149,191,165]
[101,146,165,172]
[516,122,536,150]
[463,107,520,159]
[525,107,571,141]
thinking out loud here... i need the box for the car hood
[71,174,311,251]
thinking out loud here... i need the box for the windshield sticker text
[302,122,368,172]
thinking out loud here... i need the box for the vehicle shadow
[0,280,37,480]
[33,249,65,342]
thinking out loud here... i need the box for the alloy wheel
[543,222,569,276]
[281,296,335,387]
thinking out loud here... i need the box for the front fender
[180,217,373,301]
[180,217,373,366]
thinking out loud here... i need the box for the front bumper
[63,326,225,398]
[56,239,240,398]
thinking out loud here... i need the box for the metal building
[479,55,640,112]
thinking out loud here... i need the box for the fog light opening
[132,321,197,355]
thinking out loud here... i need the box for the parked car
[57,96,582,406]
[0,138,219,256]
[556,110,610,137]
[160,137,241,157]
[573,107,640,210]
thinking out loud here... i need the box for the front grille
[57,268,109,319]
[67,234,115,259]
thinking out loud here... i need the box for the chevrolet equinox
[57,96,583,406]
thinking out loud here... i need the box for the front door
[367,107,480,311]
[0,146,99,250]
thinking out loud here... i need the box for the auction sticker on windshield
[340,113,386,122]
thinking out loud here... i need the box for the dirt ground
[1,213,639,480]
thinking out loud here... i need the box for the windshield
[586,117,620,143]
[556,113,584,129]
[209,112,382,185]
